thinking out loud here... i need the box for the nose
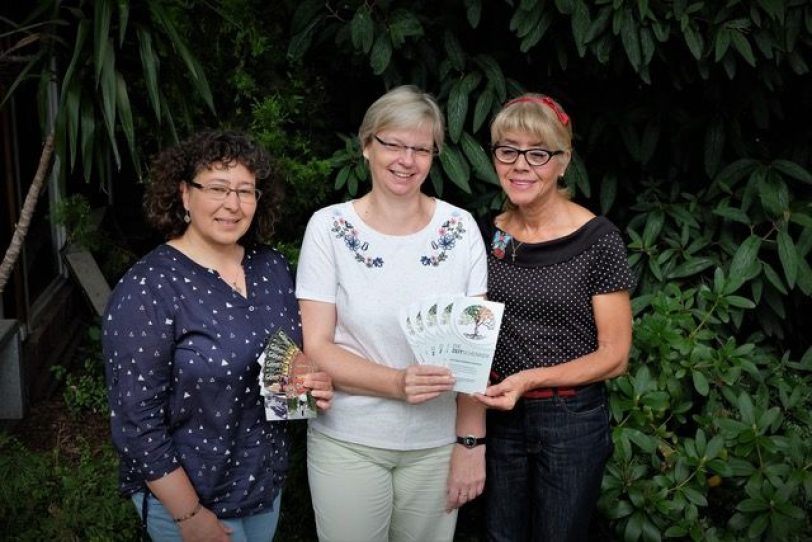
[397,148,417,165]
[222,189,241,208]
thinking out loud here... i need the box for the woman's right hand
[178,505,233,542]
[400,364,455,404]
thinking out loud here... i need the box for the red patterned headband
[506,96,570,126]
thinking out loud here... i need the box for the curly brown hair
[143,130,283,246]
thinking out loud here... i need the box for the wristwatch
[456,435,486,448]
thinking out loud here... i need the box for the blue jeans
[484,383,612,542]
[130,491,281,542]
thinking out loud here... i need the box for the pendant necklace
[510,238,524,263]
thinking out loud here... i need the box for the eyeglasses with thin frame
[373,135,437,158]
[491,145,564,167]
[188,180,262,203]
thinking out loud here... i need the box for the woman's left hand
[303,372,334,412]
[445,444,485,511]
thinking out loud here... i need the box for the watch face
[463,436,476,448]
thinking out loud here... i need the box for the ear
[362,145,370,161]
[180,181,191,211]
[558,150,572,177]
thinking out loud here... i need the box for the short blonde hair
[490,93,573,152]
[358,85,445,153]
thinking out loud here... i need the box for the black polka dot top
[480,216,636,378]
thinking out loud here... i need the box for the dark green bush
[0,433,138,541]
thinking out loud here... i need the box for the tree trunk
[0,130,55,294]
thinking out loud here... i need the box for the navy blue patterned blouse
[102,244,300,518]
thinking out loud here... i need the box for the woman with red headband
[475,94,635,541]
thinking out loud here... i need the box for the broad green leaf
[137,28,161,122]
[683,23,703,59]
[115,71,138,176]
[737,392,755,424]
[571,1,590,57]
[334,165,349,190]
[290,0,323,33]
[388,10,423,46]
[117,0,129,46]
[565,150,590,197]
[64,77,80,171]
[624,511,644,541]
[369,33,392,75]
[712,205,750,224]
[80,97,94,183]
[758,170,790,217]
[730,30,756,66]
[351,6,374,53]
[447,81,469,143]
[714,158,759,190]
[520,12,553,52]
[439,144,472,193]
[148,0,215,113]
[776,229,798,288]
[600,173,616,214]
[444,31,465,71]
[99,37,120,169]
[692,370,709,396]
[771,159,812,184]
[728,235,761,280]
[641,210,663,247]
[94,0,112,85]
[726,295,755,308]
[472,87,494,132]
[464,0,482,28]
[460,132,499,185]
[714,28,731,61]
[746,512,770,538]
[288,21,318,61]
[669,258,715,279]
[620,10,642,71]
[473,55,506,102]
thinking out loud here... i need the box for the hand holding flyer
[399,297,504,394]
[256,329,318,421]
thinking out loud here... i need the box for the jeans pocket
[557,383,607,417]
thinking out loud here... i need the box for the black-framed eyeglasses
[188,180,262,202]
[374,135,437,158]
[491,145,564,167]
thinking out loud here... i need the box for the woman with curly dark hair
[102,130,332,542]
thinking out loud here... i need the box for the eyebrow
[204,178,256,186]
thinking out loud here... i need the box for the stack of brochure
[399,296,504,394]
[256,329,317,421]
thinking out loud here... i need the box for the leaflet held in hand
[256,329,317,421]
[399,296,504,394]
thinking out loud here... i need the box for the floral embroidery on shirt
[332,215,384,268]
[420,213,466,266]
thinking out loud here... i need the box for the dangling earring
[184,210,191,224]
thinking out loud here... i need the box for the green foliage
[0,434,138,541]
[2,0,216,184]
[600,162,812,540]
[51,326,108,416]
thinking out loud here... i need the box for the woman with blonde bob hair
[475,95,635,541]
[296,85,488,542]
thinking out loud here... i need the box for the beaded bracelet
[174,502,202,523]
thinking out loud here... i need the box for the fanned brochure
[399,296,504,394]
[256,329,317,421]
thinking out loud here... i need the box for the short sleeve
[589,231,637,295]
[296,210,338,303]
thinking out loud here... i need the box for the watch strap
[456,435,487,448]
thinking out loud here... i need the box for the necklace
[511,238,524,263]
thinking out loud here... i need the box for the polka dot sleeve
[589,231,637,295]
